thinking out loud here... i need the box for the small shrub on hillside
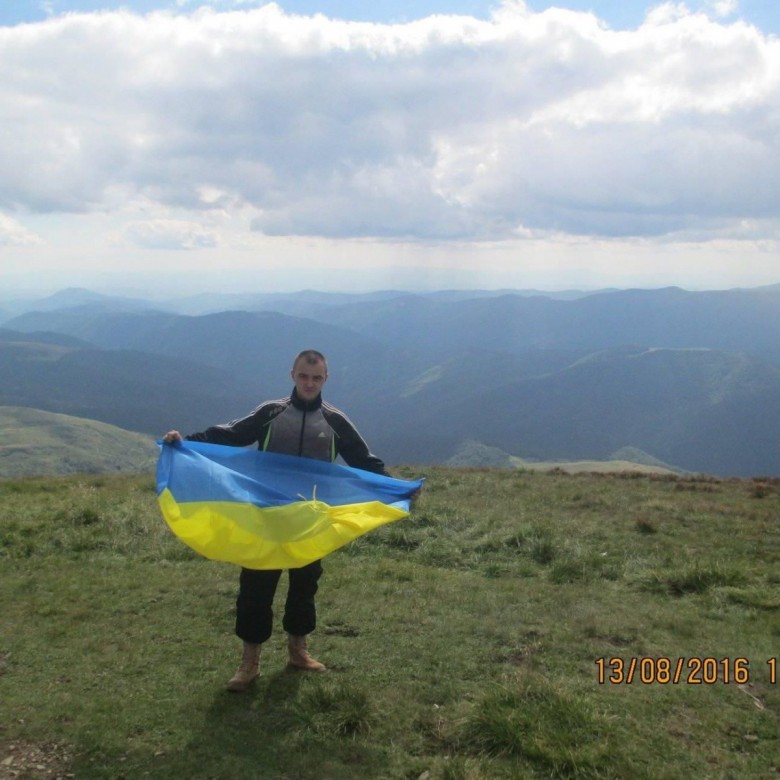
[71,507,101,526]
[528,533,556,565]
[482,563,507,579]
[382,527,421,551]
[634,517,657,534]
[548,550,622,584]
[548,556,589,584]
[721,586,780,611]
[639,564,747,596]
[458,676,614,776]
[438,757,494,780]
[502,533,525,549]
[749,481,774,499]
[498,525,558,565]
[294,680,374,737]
[415,539,466,568]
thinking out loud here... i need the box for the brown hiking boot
[225,642,260,692]
[287,634,327,672]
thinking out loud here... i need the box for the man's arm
[164,401,283,448]
[323,405,389,475]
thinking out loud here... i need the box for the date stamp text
[595,657,778,685]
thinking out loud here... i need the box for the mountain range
[2,284,780,477]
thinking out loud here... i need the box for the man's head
[291,350,328,401]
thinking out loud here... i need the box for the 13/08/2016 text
[594,657,779,685]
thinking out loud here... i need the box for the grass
[1,467,780,778]
[0,406,157,478]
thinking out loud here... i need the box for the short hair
[293,349,328,371]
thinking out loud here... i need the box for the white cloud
[124,219,220,249]
[708,0,739,19]
[0,0,777,250]
[0,212,43,246]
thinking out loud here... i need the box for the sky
[1,0,779,297]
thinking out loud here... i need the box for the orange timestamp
[595,657,779,686]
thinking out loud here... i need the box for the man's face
[291,359,328,401]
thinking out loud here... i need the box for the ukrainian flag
[156,440,423,569]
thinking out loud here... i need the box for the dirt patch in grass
[0,740,75,779]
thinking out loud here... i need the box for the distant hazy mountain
[0,287,164,324]
[0,406,157,477]
[0,332,262,437]
[445,440,517,469]
[2,285,780,476]
[288,287,780,363]
[9,286,780,363]
[371,346,780,477]
[0,328,91,349]
[161,287,606,316]
[0,286,605,322]
[29,287,146,309]
[2,308,386,394]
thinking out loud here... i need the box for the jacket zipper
[297,408,307,456]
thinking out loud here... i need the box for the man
[163,349,390,692]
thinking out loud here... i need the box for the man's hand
[162,430,183,444]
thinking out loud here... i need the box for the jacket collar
[291,387,322,411]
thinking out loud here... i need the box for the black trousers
[235,560,323,644]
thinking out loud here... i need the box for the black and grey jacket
[186,389,388,475]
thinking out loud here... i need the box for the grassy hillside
[0,406,157,477]
[1,467,779,778]
[446,439,682,475]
